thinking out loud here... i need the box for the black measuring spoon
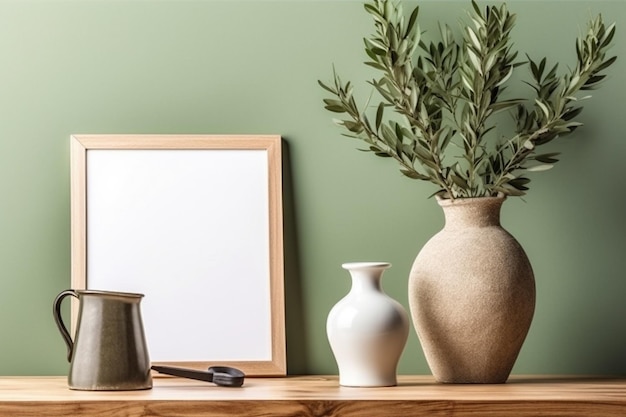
[151,365,245,387]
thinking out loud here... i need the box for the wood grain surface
[0,375,624,416]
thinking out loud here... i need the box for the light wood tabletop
[0,375,624,416]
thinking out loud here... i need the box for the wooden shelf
[1,375,625,416]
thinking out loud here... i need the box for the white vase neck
[343,263,390,293]
[438,196,504,229]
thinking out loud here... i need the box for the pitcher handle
[53,289,78,362]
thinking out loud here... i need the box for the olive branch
[319,0,616,198]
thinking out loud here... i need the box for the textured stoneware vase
[53,289,153,391]
[327,262,409,387]
[409,196,535,383]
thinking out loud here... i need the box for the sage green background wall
[0,0,624,376]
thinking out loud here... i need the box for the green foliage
[319,0,617,198]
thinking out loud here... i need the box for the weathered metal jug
[53,289,152,391]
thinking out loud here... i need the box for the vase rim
[435,194,506,207]
[342,262,391,270]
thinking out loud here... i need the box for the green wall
[0,0,624,376]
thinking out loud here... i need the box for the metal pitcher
[53,289,153,391]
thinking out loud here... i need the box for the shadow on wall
[561,175,626,375]
[540,280,626,375]
[523,181,626,375]
[281,139,309,374]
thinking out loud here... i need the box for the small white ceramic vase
[326,262,409,387]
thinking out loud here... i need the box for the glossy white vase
[409,196,536,383]
[327,262,409,387]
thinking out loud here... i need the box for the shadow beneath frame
[281,138,309,374]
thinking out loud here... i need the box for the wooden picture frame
[70,134,286,376]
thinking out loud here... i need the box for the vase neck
[438,197,504,229]
[343,262,390,293]
[350,271,383,292]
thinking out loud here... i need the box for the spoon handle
[151,366,214,383]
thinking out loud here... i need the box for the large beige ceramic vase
[409,196,535,383]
